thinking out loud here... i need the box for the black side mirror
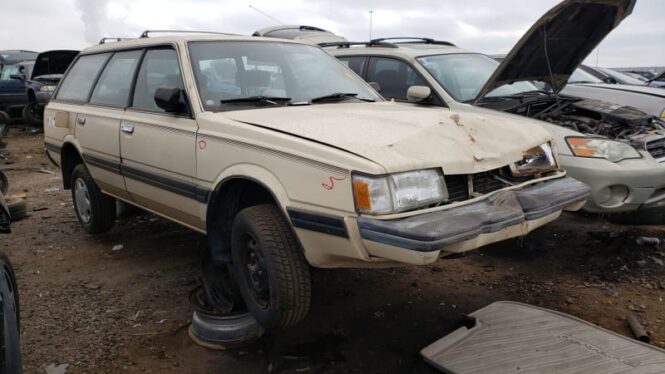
[154,87,182,113]
[9,74,25,81]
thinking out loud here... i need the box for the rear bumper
[357,176,590,253]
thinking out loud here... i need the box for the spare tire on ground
[7,199,27,222]
[188,285,264,350]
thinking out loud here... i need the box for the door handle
[121,123,135,134]
[77,117,86,126]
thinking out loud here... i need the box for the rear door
[74,51,142,200]
[120,47,202,230]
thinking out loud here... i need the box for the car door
[120,47,202,230]
[75,51,142,201]
[366,56,430,101]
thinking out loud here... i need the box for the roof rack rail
[98,37,134,44]
[139,30,236,38]
[370,37,456,47]
[318,41,399,49]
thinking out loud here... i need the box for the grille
[646,138,665,161]
[444,170,510,202]
[444,175,469,202]
[473,171,508,195]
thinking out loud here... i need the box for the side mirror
[154,87,181,113]
[602,77,617,84]
[406,85,432,103]
[9,74,25,81]
[368,82,381,92]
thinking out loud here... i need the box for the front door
[120,47,202,230]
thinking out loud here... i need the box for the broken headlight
[566,137,641,163]
[352,169,447,215]
[510,142,558,176]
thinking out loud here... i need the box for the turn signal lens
[353,181,372,210]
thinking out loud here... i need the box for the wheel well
[206,178,278,263]
[60,143,83,189]
[27,89,36,103]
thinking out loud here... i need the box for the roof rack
[318,41,399,49]
[370,37,456,47]
[139,30,236,38]
[98,37,134,44]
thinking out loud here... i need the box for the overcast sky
[1,0,662,68]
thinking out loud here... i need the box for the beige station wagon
[44,32,590,331]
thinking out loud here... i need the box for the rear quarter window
[56,53,110,102]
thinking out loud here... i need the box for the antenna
[249,5,284,25]
[369,10,374,40]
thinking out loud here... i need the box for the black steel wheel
[231,204,311,332]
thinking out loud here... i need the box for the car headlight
[39,85,55,92]
[509,142,558,176]
[566,137,641,162]
[352,169,447,214]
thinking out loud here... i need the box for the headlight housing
[509,142,558,176]
[352,169,447,214]
[566,137,641,162]
[39,85,55,92]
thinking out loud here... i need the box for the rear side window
[89,50,142,107]
[132,48,184,112]
[56,53,110,102]
[337,56,367,77]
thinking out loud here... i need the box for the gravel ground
[1,129,664,373]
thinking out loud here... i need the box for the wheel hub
[74,178,92,223]
[243,237,269,308]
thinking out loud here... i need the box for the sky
[0,0,663,68]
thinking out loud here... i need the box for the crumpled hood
[221,102,551,174]
[475,0,635,101]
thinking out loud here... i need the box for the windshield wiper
[310,92,375,103]
[221,96,292,105]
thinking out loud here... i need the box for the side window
[89,50,142,107]
[56,53,110,102]
[366,57,427,101]
[337,56,366,77]
[132,48,184,112]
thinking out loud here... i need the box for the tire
[188,310,264,350]
[231,204,311,332]
[7,199,27,222]
[608,205,665,225]
[71,164,116,234]
[0,252,22,373]
[22,102,42,128]
[200,248,244,315]
[0,171,7,195]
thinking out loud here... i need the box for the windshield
[188,41,380,111]
[568,68,603,84]
[0,50,38,62]
[598,67,647,85]
[416,53,540,102]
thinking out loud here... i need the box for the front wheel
[231,204,311,332]
[71,164,116,234]
[22,102,42,128]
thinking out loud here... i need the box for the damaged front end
[487,96,665,162]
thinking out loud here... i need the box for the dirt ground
[1,129,665,373]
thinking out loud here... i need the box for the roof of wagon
[80,34,304,54]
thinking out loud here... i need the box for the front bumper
[559,154,665,213]
[357,177,589,257]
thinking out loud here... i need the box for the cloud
[0,0,662,67]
